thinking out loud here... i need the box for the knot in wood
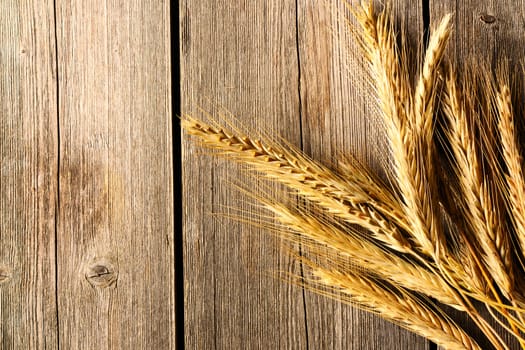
[479,13,496,24]
[85,261,117,288]
[0,266,11,284]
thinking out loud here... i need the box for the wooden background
[0,0,523,349]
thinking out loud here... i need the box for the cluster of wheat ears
[183,2,525,349]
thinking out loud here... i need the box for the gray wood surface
[55,1,175,348]
[0,1,58,348]
[181,1,308,348]
[0,1,175,347]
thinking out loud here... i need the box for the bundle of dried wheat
[183,2,525,349]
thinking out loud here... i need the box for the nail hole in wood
[479,13,496,24]
[85,262,117,288]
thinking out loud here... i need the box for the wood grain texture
[431,1,524,349]
[0,1,58,349]
[297,1,429,348]
[181,1,308,349]
[55,1,175,348]
[431,0,525,65]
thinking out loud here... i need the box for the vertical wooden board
[0,1,58,348]
[55,1,174,348]
[431,0,525,65]
[297,0,429,348]
[431,1,524,349]
[181,1,308,348]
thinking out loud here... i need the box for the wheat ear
[413,14,451,135]
[497,84,525,265]
[411,14,452,253]
[442,71,513,298]
[264,201,460,307]
[354,2,444,258]
[182,116,412,253]
[412,14,451,188]
[299,261,481,350]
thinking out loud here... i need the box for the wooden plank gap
[172,0,184,348]
[422,0,430,45]
[52,0,61,348]
[293,0,311,349]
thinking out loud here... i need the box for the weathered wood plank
[0,1,58,348]
[181,1,308,348]
[431,1,525,65]
[431,1,524,349]
[55,1,175,348]
[296,0,429,348]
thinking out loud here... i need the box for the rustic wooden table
[0,0,523,349]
